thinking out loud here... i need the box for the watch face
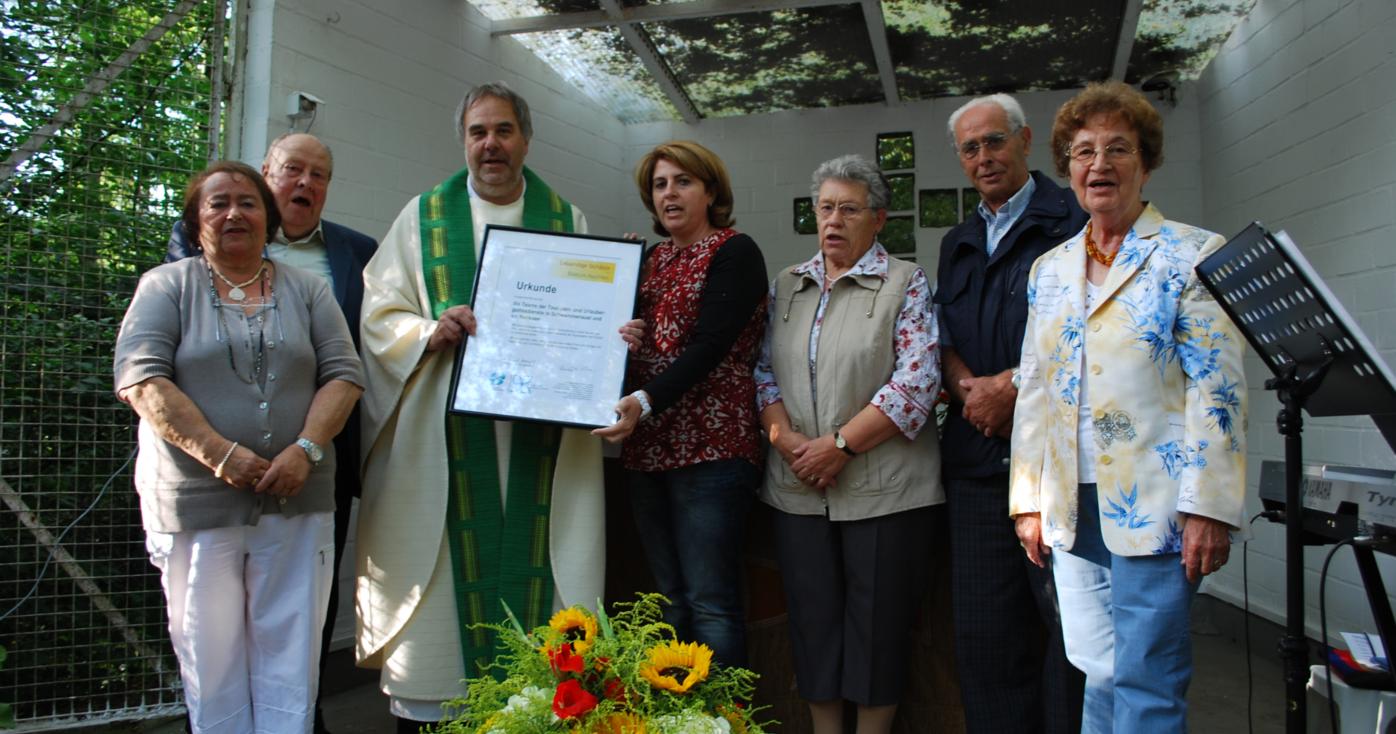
[299,438,323,463]
[835,433,846,449]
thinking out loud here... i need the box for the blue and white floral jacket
[1008,204,1247,556]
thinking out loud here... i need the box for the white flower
[485,686,559,733]
[502,685,552,714]
[651,710,732,734]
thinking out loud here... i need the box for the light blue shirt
[977,175,1036,257]
[266,223,332,286]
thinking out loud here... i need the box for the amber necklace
[1083,222,1117,266]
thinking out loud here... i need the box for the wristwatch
[834,430,856,456]
[296,437,324,467]
[1010,367,1022,391]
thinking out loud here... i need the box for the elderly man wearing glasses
[933,94,1087,734]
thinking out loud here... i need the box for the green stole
[418,166,575,677]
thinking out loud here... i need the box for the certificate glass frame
[448,225,644,429]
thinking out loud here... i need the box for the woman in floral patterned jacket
[1010,81,1247,733]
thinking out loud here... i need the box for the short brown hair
[1051,81,1164,177]
[634,141,735,238]
[179,160,281,247]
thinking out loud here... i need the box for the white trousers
[147,512,335,734]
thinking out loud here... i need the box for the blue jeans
[628,458,757,667]
[1053,483,1198,733]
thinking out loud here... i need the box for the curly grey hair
[810,154,890,210]
[946,93,1027,151]
[454,81,533,143]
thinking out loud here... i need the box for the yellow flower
[550,607,599,654]
[585,713,646,734]
[639,641,713,694]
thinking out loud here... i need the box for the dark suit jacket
[166,218,377,498]
[934,171,1087,479]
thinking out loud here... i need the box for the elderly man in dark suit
[166,132,376,734]
[934,94,1087,734]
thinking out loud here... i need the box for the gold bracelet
[213,440,239,478]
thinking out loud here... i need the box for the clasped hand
[217,443,309,498]
[771,425,847,492]
[960,370,1016,438]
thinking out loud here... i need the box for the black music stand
[1196,222,1396,733]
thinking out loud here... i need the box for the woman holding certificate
[594,140,768,668]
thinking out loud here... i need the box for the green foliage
[0,0,216,725]
[649,4,882,117]
[792,198,815,235]
[881,216,916,255]
[961,187,981,222]
[886,174,914,212]
[918,189,958,228]
[435,594,768,734]
[876,133,914,172]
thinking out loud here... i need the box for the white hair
[946,94,1027,150]
[810,154,890,210]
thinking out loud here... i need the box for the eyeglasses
[815,203,873,220]
[271,161,330,185]
[958,132,1011,160]
[1066,143,1138,164]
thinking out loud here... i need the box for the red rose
[548,645,584,675]
[552,679,599,720]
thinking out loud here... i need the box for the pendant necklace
[209,259,266,301]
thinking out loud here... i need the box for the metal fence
[0,0,220,728]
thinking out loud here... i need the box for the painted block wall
[245,0,629,648]
[241,0,629,244]
[618,88,1203,275]
[1196,0,1396,642]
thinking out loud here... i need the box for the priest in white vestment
[355,81,605,731]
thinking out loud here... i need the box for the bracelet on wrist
[213,440,239,478]
[631,390,652,419]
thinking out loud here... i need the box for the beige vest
[760,257,943,520]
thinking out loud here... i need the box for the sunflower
[549,607,600,653]
[586,712,646,734]
[639,641,713,694]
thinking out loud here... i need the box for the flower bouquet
[432,594,767,734]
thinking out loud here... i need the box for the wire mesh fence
[1,0,219,728]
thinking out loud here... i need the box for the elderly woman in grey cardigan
[114,160,362,734]
[754,154,942,734]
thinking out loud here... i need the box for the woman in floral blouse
[594,140,768,668]
[754,154,941,734]
[1010,82,1247,733]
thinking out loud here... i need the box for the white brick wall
[246,0,629,244]
[1197,0,1396,642]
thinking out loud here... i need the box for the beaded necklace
[204,257,275,385]
[1083,222,1117,267]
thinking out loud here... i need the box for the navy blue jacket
[166,218,377,498]
[934,171,1087,479]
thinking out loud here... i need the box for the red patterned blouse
[620,228,768,472]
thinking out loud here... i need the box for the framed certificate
[448,225,645,428]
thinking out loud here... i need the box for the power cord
[1319,537,1356,734]
[1245,508,1284,734]
[0,446,137,623]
